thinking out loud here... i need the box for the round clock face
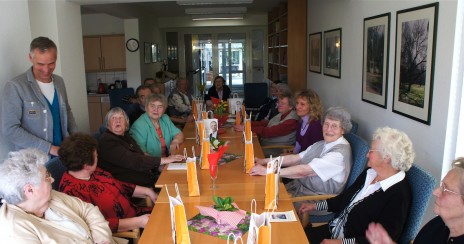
[126,38,139,52]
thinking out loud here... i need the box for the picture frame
[362,13,391,108]
[323,28,342,78]
[308,32,322,73]
[151,43,158,63]
[393,2,438,125]
[144,42,151,64]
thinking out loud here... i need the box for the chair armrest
[261,145,294,150]
[291,194,336,227]
[113,228,140,239]
[291,194,336,203]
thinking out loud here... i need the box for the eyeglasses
[45,171,54,183]
[323,122,341,130]
[439,182,464,197]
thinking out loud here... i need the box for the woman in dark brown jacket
[98,107,184,187]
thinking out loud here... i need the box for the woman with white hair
[250,107,353,199]
[98,107,183,187]
[299,127,415,244]
[366,158,464,244]
[0,148,117,243]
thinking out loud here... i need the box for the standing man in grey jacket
[1,37,77,156]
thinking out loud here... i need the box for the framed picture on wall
[323,28,342,78]
[362,13,390,108]
[144,42,151,64]
[308,32,322,73]
[392,2,438,125]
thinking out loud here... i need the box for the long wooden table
[140,121,308,244]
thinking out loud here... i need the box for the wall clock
[126,38,139,52]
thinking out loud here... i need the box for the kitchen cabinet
[268,0,307,92]
[87,95,110,134]
[83,35,126,72]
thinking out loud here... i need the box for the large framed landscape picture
[393,3,438,125]
[362,13,390,108]
[323,28,342,78]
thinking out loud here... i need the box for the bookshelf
[268,0,307,93]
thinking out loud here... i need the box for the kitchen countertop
[87,93,109,97]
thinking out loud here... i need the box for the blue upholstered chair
[350,120,359,134]
[244,82,268,114]
[45,157,67,190]
[398,165,436,244]
[108,88,135,112]
[292,132,370,225]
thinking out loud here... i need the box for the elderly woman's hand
[254,157,268,166]
[162,154,184,165]
[249,164,267,176]
[234,124,244,132]
[146,189,158,203]
[169,143,180,154]
[298,203,316,216]
[137,214,151,228]
[366,222,395,244]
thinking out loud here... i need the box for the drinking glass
[209,164,218,189]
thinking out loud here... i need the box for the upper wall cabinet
[83,35,126,72]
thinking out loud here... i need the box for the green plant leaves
[212,196,238,211]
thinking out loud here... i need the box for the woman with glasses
[0,148,117,243]
[366,158,464,244]
[298,127,415,244]
[250,107,352,200]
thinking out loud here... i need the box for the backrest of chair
[244,83,268,111]
[45,157,67,190]
[108,88,135,112]
[350,120,359,134]
[399,165,436,244]
[344,132,369,188]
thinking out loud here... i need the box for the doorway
[185,33,246,98]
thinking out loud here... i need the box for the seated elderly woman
[234,91,300,157]
[98,107,184,187]
[0,148,117,243]
[130,93,185,157]
[250,107,352,197]
[299,127,415,244]
[293,89,324,153]
[58,133,157,233]
[366,158,464,244]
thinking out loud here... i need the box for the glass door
[186,33,246,97]
[218,33,246,93]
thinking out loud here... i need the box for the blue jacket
[130,113,181,157]
[1,67,77,154]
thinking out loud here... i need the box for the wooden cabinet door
[101,35,126,71]
[83,37,102,72]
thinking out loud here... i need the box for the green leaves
[212,196,238,211]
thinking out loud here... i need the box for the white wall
[81,13,124,36]
[124,19,142,89]
[307,0,459,225]
[0,1,32,158]
[0,0,89,159]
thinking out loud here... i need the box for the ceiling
[75,0,281,19]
